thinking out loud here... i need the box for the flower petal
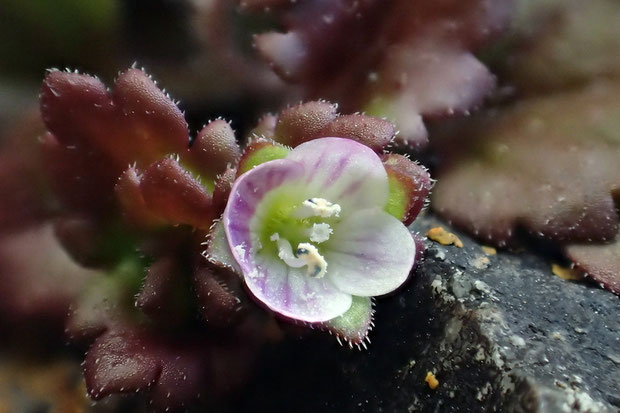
[223,159,352,322]
[247,252,352,322]
[324,208,415,296]
[286,137,389,211]
[224,159,305,257]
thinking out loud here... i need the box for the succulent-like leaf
[194,265,245,327]
[0,225,101,335]
[84,321,265,410]
[212,166,237,214]
[39,69,192,216]
[53,216,105,267]
[247,113,277,140]
[182,119,241,182]
[41,131,118,215]
[65,258,144,342]
[41,69,189,167]
[566,234,620,295]
[140,158,214,229]
[320,114,395,152]
[433,81,620,247]
[85,327,208,410]
[506,0,620,94]
[115,166,166,229]
[250,0,512,146]
[246,100,401,154]
[136,256,192,325]
[273,101,338,147]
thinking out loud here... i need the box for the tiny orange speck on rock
[551,264,584,281]
[427,227,463,248]
[481,246,496,255]
[425,371,439,390]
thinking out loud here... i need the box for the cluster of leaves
[0,66,431,409]
[241,0,513,148]
[432,0,620,295]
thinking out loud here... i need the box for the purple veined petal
[224,159,306,265]
[286,137,389,212]
[223,158,353,321]
[324,208,416,297]
[247,251,353,322]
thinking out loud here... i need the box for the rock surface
[234,213,620,413]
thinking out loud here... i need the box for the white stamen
[270,234,328,278]
[296,198,341,218]
[308,223,333,243]
[296,243,328,278]
[270,233,305,268]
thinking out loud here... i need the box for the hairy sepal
[319,296,374,348]
[237,137,290,176]
[381,154,432,225]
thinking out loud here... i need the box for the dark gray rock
[233,213,619,413]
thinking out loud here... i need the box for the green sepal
[205,219,241,273]
[320,296,373,347]
[238,138,290,176]
[385,174,409,221]
[381,153,431,225]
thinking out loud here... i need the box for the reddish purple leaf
[320,114,395,152]
[194,265,245,327]
[84,324,263,410]
[41,69,189,168]
[115,166,166,229]
[212,166,237,215]
[182,119,241,179]
[136,257,190,325]
[433,81,620,247]
[140,158,214,229]
[39,69,192,217]
[273,101,338,147]
[247,113,277,140]
[247,100,398,154]
[0,225,101,335]
[53,216,105,267]
[566,235,620,295]
[251,0,512,146]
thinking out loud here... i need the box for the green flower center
[257,195,342,278]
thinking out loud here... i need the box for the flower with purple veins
[222,137,417,328]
